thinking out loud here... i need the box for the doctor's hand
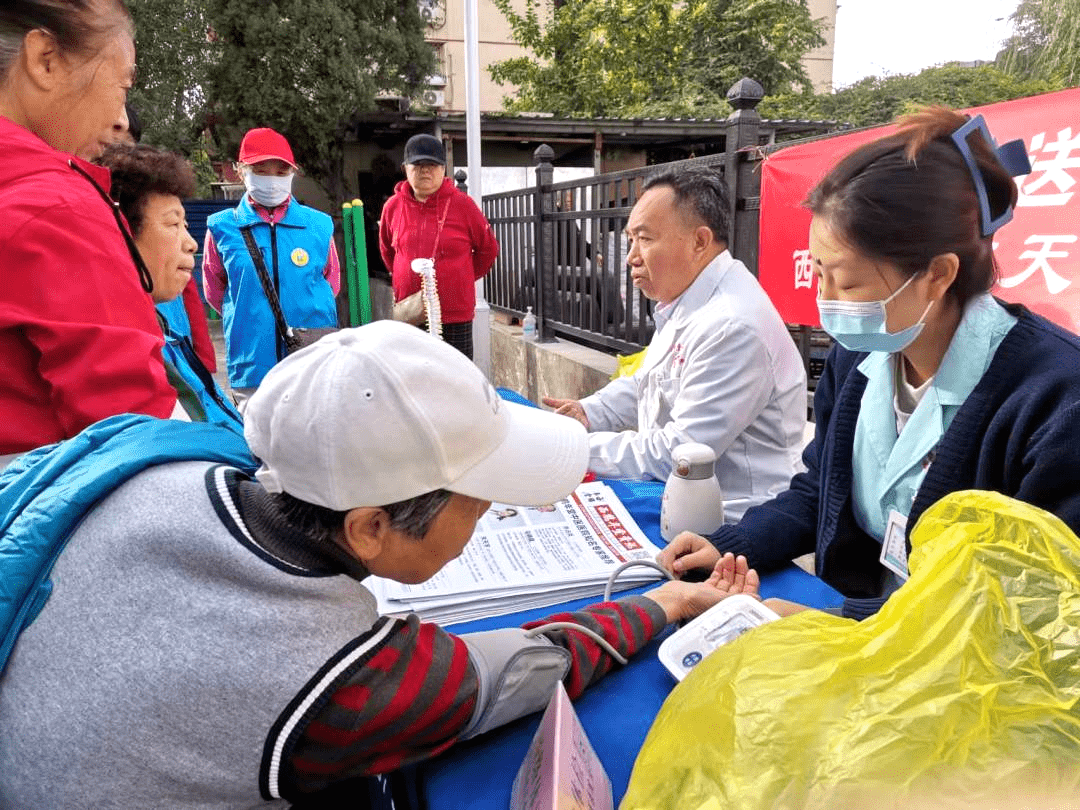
[542,397,590,429]
[656,531,722,578]
[645,553,760,624]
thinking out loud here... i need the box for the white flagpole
[464,0,491,377]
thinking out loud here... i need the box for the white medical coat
[580,251,807,520]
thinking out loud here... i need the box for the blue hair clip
[950,114,1032,237]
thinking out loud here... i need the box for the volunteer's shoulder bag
[239,225,339,355]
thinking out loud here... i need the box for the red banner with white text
[758,87,1080,332]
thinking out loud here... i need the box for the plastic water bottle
[522,306,537,340]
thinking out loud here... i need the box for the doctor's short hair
[641,166,730,247]
[272,488,455,547]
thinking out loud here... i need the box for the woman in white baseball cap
[232,321,760,800]
[0,318,761,806]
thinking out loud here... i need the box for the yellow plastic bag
[613,348,647,379]
[623,491,1080,810]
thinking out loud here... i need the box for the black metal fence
[483,157,660,353]
[481,83,772,356]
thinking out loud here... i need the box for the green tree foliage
[206,0,433,205]
[127,0,217,155]
[999,0,1080,86]
[680,0,826,97]
[127,1,433,206]
[760,64,1061,129]
[490,0,824,117]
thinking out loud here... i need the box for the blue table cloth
[419,414,843,809]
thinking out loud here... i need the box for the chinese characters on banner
[758,87,1080,332]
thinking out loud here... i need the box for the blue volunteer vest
[207,196,338,388]
[156,296,192,341]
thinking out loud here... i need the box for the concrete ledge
[490,321,618,403]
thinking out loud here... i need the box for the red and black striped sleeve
[521,594,666,698]
[283,595,666,794]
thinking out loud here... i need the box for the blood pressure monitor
[658,594,780,681]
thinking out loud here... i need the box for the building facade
[421,0,839,115]
[291,0,840,241]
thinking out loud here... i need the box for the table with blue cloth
[413,390,843,808]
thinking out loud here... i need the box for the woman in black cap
[378,133,499,359]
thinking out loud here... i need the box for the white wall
[460,165,595,196]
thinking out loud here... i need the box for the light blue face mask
[817,273,933,353]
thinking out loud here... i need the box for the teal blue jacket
[156,311,243,432]
[0,415,256,672]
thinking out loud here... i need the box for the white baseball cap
[244,321,589,509]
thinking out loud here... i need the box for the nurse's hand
[656,531,721,577]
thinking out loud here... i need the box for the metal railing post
[533,144,556,341]
[724,77,764,275]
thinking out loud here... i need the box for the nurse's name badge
[290,248,309,267]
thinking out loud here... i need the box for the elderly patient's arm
[644,552,759,622]
[281,558,760,795]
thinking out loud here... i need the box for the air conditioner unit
[420,89,445,108]
[418,0,446,28]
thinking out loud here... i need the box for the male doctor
[545,166,807,520]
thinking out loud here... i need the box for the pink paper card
[510,681,613,810]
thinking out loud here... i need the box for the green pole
[350,198,372,324]
[341,202,360,327]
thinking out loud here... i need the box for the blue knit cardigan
[709,302,1080,619]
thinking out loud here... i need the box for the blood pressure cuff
[460,628,571,740]
[623,490,1080,809]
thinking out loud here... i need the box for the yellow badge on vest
[291,248,309,267]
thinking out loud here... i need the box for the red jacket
[181,278,216,372]
[0,115,175,455]
[379,178,499,323]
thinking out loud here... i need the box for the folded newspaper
[366,481,664,624]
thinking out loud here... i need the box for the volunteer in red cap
[203,127,340,409]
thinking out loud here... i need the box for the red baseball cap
[238,128,298,168]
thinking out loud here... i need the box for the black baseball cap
[403,134,446,166]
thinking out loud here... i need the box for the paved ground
[207,316,232,397]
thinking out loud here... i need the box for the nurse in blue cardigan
[659,105,1080,620]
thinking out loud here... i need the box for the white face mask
[244,171,294,207]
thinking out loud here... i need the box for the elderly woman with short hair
[98,143,242,430]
